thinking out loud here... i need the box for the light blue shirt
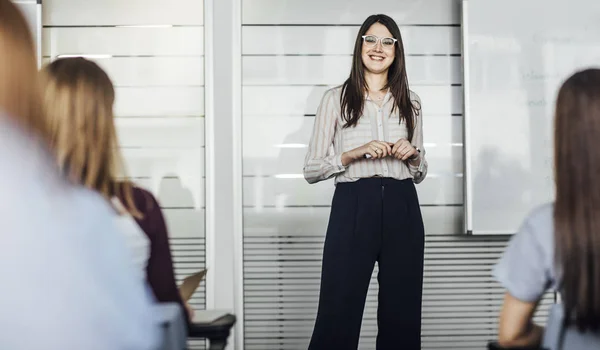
[493,203,559,302]
[0,117,161,350]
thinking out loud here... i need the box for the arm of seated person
[493,205,555,348]
[133,187,192,322]
[498,292,544,347]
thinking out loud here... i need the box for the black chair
[188,314,236,350]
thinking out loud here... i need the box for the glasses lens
[364,35,377,46]
[381,38,395,47]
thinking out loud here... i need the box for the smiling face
[361,22,396,75]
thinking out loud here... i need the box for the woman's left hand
[391,138,417,161]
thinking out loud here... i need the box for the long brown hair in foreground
[554,68,600,331]
[341,14,420,140]
[40,58,142,218]
[0,0,45,137]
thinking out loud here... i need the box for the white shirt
[0,117,161,350]
[303,87,428,184]
[112,197,151,282]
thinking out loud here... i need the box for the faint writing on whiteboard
[531,31,592,45]
[527,99,549,107]
[521,70,561,81]
[532,34,576,45]
[470,36,520,52]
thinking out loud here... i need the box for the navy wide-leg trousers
[309,178,425,350]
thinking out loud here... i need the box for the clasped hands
[356,139,418,161]
[341,139,418,166]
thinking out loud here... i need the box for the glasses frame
[361,35,398,49]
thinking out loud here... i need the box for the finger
[370,145,382,158]
[375,141,391,157]
[378,141,392,153]
[399,145,411,160]
[391,141,401,155]
[402,150,415,161]
[383,142,393,155]
[394,150,403,160]
[370,141,381,150]
[376,143,389,158]
[393,143,406,158]
[401,145,415,161]
[367,144,379,157]
[395,144,411,159]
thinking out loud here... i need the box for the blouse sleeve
[493,206,554,302]
[303,89,347,184]
[132,188,190,323]
[407,92,428,184]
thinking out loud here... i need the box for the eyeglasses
[362,35,398,49]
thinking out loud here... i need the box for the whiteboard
[462,0,600,234]
[13,0,42,67]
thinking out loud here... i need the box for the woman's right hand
[342,140,392,165]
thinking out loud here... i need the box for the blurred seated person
[39,57,194,322]
[493,68,600,348]
[0,1,160,348]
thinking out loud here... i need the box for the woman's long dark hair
[340,14,420,141]
[554,68,600,331]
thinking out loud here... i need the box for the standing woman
[304,14,427,350]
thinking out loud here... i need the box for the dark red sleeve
[130,187,189,323]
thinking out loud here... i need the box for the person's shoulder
[131,185,157,204]
[408,90,422,117]
[523,203,553,231]
[409,90,420,102]
[520,203,554,249]
[323,85,343,98]
[409,90,422,105]
[116,182,159,214]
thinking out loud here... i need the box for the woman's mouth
[369,55,385,61]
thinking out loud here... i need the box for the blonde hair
[40,57,142,218]
[0,0,45,137]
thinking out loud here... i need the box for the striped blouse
[303,86,428,184]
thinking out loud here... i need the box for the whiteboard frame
[461,0,474,235]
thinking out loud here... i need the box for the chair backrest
[542,304,600,350]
